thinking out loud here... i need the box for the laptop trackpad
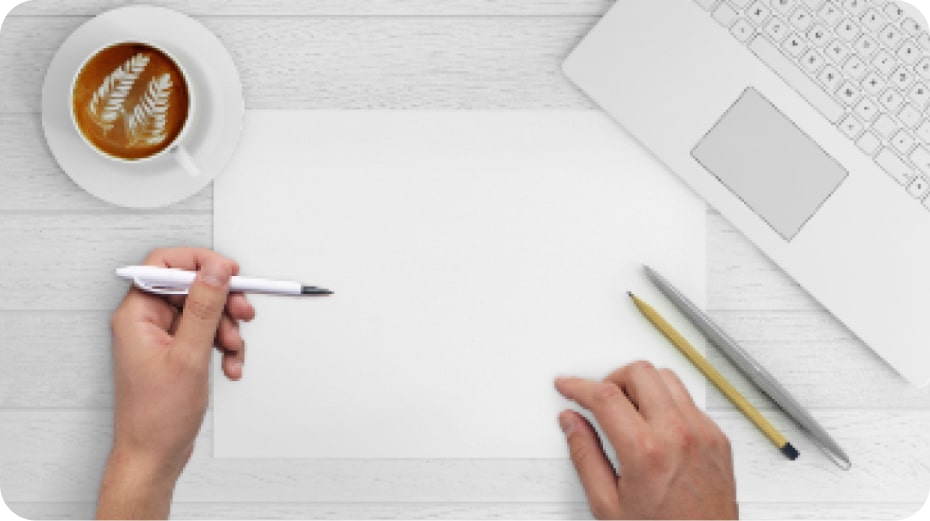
[692,88,847,241]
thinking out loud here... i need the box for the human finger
[559,410,621,520]
[221,340,246,380]
[555,376,646,457]
[172,259,233,368]
[226,293,256,322]
[216,314,244,354]
[141,248,240,309]
[604,361,679,423]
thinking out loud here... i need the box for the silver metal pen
[644,265,851,470]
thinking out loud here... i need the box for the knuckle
[185,296,222,322]
[143,248,168,265]
[591,382,621,407]
[637,433,665,466]
[668,419,696,450]
[629,360,656,375]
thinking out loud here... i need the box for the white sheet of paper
[214,111,706,458]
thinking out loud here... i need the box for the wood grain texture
[2,309,926,410]
[0,16,599,113]
[0,213,211,310]
[0,114,212,211]
[3,1,930,518]
[1,410,928,504]
[9,0,614,17]
[5,501,924,521]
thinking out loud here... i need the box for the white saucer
[42,5,244,209]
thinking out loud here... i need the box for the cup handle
[173,144,201,177]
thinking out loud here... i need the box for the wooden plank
[1,309,925,410]
[707,212,825,312]
[0,16,598,113]
[703,310,922,410]
[5,501,924,520]
[0,214,211,311]
[9,0,614,17]
[0,114,212,211]
[1,410,927,504]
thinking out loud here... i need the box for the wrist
[105,444,181,495]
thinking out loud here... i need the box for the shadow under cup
[71,42,191,163]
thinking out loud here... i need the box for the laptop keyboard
[696,0,930,210]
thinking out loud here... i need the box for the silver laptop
[564,0,930,386]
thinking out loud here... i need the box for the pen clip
[133,277,190,296]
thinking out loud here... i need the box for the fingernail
[199,261,231,288]
[559,412,576,435]
[231,360,243,373]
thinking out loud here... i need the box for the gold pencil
[629,292,799,461]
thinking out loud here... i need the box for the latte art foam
[73,43,189,160]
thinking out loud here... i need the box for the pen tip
[302,286,334,296]
[627,291,634,298]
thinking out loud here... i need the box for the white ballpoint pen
[116,266,332,296]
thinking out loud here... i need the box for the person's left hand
[98,248,256,519]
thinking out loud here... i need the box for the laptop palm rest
[692,88,848,241]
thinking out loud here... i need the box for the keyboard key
[839,114,864,138]
[824,40,851,63]
[807,23,830,45]
[872,50,897,75]
[910,146,930,173]
[876,147,914,184]
[836,80,862,105]
[854,34,879,57]
[892,66,915,90]
[892,129,916,154]
[908,82,930,108]
[695,0,719,10]
[919,32,930,51]
[750,36,845,122]
[897,40,921,65]
[819,64,844,90]
[908,176,930,199]
[899,103,923,127]
[732,19,757,42]
[746,2,772,25]
[884,2,905,22]
[860,8,887,33]
[862,71,887,95]
[853,97,878,121]
[880,24,904,48]
[835,18,861,42]
[819,2,843,25]
[916,57,930,80]
[789,7,815,30]
[856,130,881,155]
[879,88,905,112]
[916,120,930,143]
[766,18,791,42]
[783,32,808,56]
[842,55,867,80]
[873,114,899,138]
[771,0,798,16]
[842,0,867,16]
[713,3,739,26]
[902,17,925,36]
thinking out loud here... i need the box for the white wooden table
[2,1,929,519]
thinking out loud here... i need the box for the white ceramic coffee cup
[70,41,200,176]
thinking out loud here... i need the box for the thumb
[173,259,233,362]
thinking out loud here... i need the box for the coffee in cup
[71,42,197,173]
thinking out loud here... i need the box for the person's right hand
[555,361,738,520]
